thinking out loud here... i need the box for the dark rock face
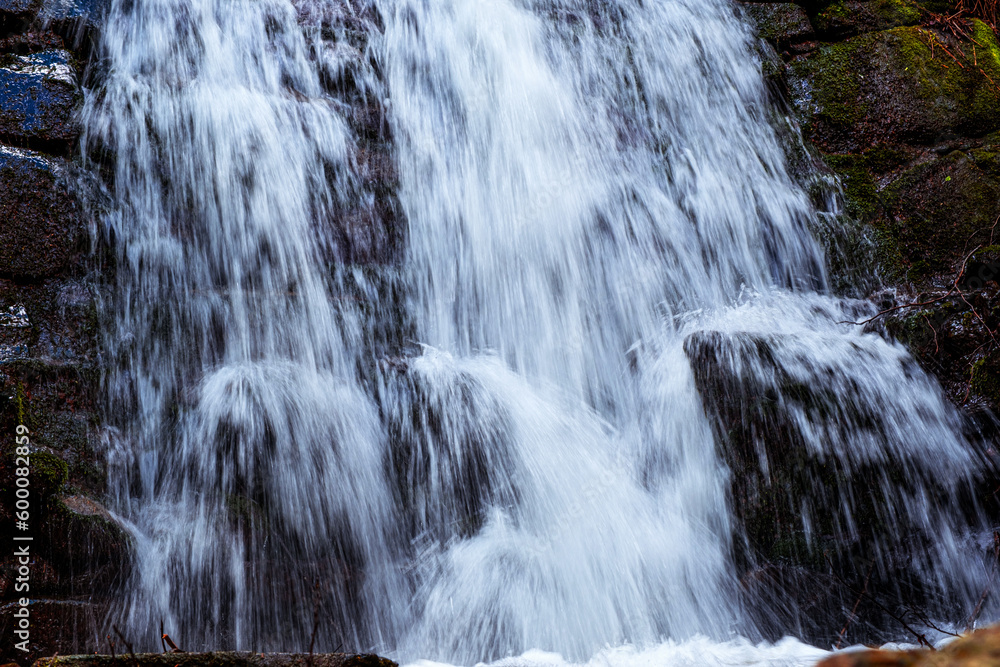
[0,0,118,664]
[0,49,80,146]
[0,147,85,278]
[742,3,815,49]
[683,330,978,645]
[33,654,398,667]
[750,1,1000,413]
[0,0,41,23]
[40,0,105,50]
[788,23,1000,153]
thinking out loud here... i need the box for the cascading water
[81,0,997,663]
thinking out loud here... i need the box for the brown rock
[817,625,1000,666]
[31,654,398,667]
[0,146,85,279]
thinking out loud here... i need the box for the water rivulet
[82,0,998,662]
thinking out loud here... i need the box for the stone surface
[0,146,85,278]
[817,624,1000,666]
[683,329,973,645]
[812,0,923,38]
[741,3,816,46]
[0,0,41,22]
[33,654,398,667]
[0,49,80,146]
[789,22,1000,153]
[0,600,106,662]
[39,0,105,50]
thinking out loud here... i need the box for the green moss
[814,0,922,34]
[874,149,1000,278]
[972,356,1000,403]
[876,0,923,25]
[792,23,1000,151]
[872,225,907,282]
[15,378,25,425]
[825,154,879,219]
[32,450,68,496]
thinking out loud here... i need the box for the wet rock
[0,600,105,664]
[0,31,64,53]
[40,0,105,50]
[0,0,40,23]
[879,147,1000,280]
[39,494,132,593]
[817,623,1000,666]
[34,654,399,667]
[740,3,815,48]
[788,22,1000,153]
[812,0,923,39]
[321,201,400,266]
[684,329,962,645]
[0,49,81,147]
[378,357,519,542]
[0,147,85,278]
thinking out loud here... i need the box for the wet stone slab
[0,49,80,146]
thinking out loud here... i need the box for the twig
[163,633,183,653]
[822,552,935,649]
[308,580,321,667]
[966,530,1000,632]
[112,625,139,667]
[922,313,940,354]
[904,605,962,638]
[106,635,117,662]
[837,559,875,649]
[841,246,981,326]
[160,620,167,654]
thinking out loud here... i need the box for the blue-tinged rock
[40,0,106,48]
[0,49,80,145]
[0,0,41,21]
[0,146,84,278]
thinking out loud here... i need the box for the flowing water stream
[81,0,997,663]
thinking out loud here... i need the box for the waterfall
[82,0,995,662]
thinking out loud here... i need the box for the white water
[81,0,994,663]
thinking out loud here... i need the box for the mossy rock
[789,22,1000,153]
[36,495,132,595]
[683,330,961,645]
[741,3,815,47]
[972,354,1000,404]
[812,0,923,38]
[880,148,1000,279]
[32,449,68,497]
[33,654,398,667]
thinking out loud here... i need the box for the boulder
[788,22,1000,153]
[812,0,923,39]
[817,624,1000,666]
[0,0,40,23]
[33,655,398,667]
[683,329,973,645]
[0,146,85,278]
[39,0,105,50]
[878,146,1000,280]
[740,3,815,48]
[0,49,81,147]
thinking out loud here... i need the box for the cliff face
[0,2,131,663]
[733,0,1000,645]
[743,0,1000,411]
[1,0,998,661]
